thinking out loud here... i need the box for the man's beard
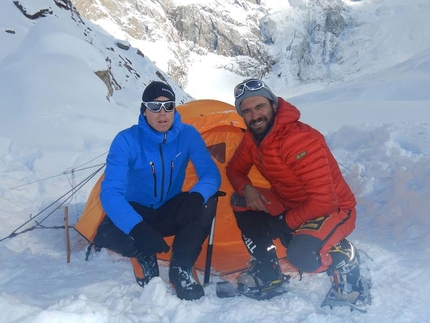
[247,114,275,143]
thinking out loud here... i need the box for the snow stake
[64,206,71,263]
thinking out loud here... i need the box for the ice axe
[203,190,226,285]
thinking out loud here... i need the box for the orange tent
[75,99,284,277]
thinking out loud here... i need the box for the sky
[1,0,430,322]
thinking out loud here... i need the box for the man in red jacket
[226,79,366,303]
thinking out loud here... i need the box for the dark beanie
[141,81,176,114]
[142,81,175,102]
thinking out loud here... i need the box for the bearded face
[246,110,275,141]
[240,97,277,142]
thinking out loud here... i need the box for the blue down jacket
[100,111,221,234]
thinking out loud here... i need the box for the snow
[1,0,430,322]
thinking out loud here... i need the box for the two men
[226,79,364,302]
[95,78,364,303]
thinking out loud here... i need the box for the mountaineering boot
[236,246,284,294]
[328,239,363,303]
[169,265,204,300]
[131,254,159,287]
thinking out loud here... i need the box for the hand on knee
[130,221,170,255]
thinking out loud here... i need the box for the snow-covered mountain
[72,0,430,102]
[0,0,192,165]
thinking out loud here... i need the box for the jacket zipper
[151,133,177,202]
[150,161,157,197]
[167,152,181,196]
[158,133,168,202]
[167,160,174,195]
[159,144,165,202]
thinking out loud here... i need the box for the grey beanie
[234,80,278,115]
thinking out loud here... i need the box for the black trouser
[94,192,218,267]
[234,210,277,263]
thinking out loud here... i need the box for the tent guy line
[0,164,105,242]
[10,161,107,190]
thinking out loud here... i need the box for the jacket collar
[137,111,183,144]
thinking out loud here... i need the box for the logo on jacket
[297,216,329,231]
[296,151,308,160]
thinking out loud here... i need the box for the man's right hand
[129,221,170,255]
[242,184,271,213]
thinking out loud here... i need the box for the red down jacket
[226,98,356,229]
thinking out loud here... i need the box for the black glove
[176,192,204,225]
[269,212,294,248]
[129,221,170,256]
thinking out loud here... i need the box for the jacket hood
[275,98,301,125]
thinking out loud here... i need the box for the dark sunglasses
[234,79,269,99]
[143,101,176,113]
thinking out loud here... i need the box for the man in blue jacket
[94,81,221,300]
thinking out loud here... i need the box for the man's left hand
[242,184,271,213]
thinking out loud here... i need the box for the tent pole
[64,206,71,263]
[203,191,226,285]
